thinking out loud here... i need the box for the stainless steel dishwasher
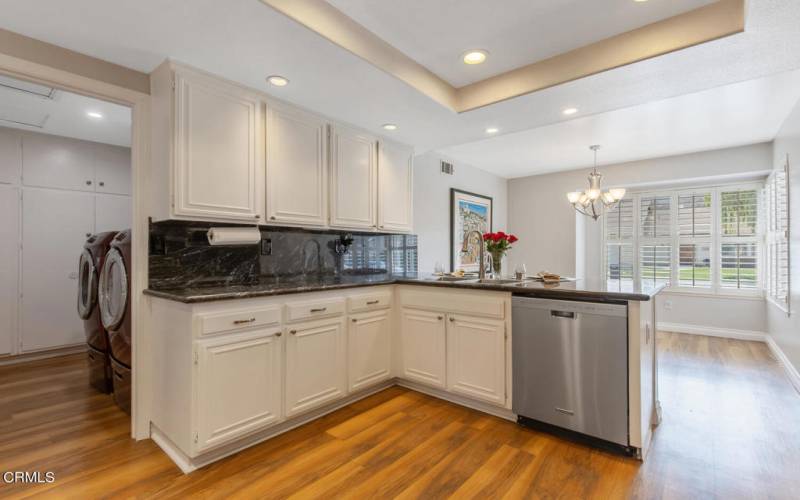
[512,296,629,450]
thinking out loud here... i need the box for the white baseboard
[0,344,86,366]
[766,336,800,394]
[658,322,767,342]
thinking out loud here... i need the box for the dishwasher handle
[550,310,576,319]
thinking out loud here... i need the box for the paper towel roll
[206,227,261,246]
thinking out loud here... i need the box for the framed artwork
[450,188,493,272]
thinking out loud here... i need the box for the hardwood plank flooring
[1,332,799,499]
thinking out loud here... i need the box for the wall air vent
[440,160,454,175]
[0,75,57,99]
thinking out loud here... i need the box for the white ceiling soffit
[0,75,131,146]
[0,1,798,152]
[439,69,800,179]
[263,0,744,111]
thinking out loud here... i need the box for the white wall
[414,152,508,273]
[507,143,773,334]
[768,98,800,378]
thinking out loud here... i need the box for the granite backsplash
[148,220,418,290]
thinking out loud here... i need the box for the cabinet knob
[270,216,276,220]
[99,181,105,187]
[254,214,260,219]
[290,329,297,335]
[86,180,92,186]
[449,317,455,322]
[352,318,357,323]
[275,332,282,337]
[85,233,91,238]
[437,315,443,320]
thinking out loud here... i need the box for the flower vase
[490,252,503,278]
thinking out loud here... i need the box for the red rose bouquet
[482,232,518,276]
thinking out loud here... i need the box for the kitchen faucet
[461,230,490,280]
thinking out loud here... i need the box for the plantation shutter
[639,196,672,285]
[719,188,759,289]
[678,192,712,288]
[605,199,634,286]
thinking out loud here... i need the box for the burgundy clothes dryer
[77,231,117,393]
[99,229,132,414]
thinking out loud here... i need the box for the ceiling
[0,0,798,177]
[0,75,131,146]
[326,0,716,88]
[440,69,800,178]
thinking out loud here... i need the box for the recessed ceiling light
[86,111,103,119]
[485,127,499,134]
[562,107,578,115]
[633,0,649,2]
[382,123,398,131]
[266,75,289,87]
[462,50,488,65]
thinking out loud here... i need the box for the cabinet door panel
[378,140,413,232]
[0,186,19,355]
[21,188,94,351]
[22,133,95,192]
[330,126,376,229]
[175,73,261,221]
[348,311,391,392]
[195,330,282,453]
[400,309,446,388]
[285,318,346,416]
[95,194,131,233]
[94,144,131,195]
[0,128,21,185]
[447,315,506,405]
[266,104,327,226]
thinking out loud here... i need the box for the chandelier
[566,145,626,220]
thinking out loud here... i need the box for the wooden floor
[1,332,799,499]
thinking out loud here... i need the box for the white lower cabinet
[285,317,347,417]
[400,308,447,389]
[446,314,506,405]
[194,329,283,453]
[348,310,391,392]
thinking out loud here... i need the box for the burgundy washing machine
[77,232,117,393]
[99,229,132,414]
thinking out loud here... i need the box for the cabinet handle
[99,181,105,187]
[290,329,297,335]
[310,307,327,313]
[366,300,379,305]
[233,317,256,325]
[275,332,282,337]
[437,315,443,320]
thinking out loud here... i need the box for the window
[765,164,790,311]
[639,196,672,285]
[604,199,634,289]
[602,183,762,295]
[678,192,712,288]
[719,188,759,289]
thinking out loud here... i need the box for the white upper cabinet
[446,314,506,406]
[195,330,283,453]
[378,140,414,233]
[329,125,377,230]
[94,144,131,195]
[22,132,96,192]
[173,69,262,222]
[265,102,327,227]
[0,128,21,184]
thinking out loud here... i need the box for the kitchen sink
[470,278,522,285]
[431,276,472,282]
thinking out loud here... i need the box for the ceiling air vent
[440,160,454,175]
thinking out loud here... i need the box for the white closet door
[22,188,94,352]
[95,194,132,233]
[22,133,96,192]
[94,144,131,195]
[0,128,21,185]
[0,185,19,355]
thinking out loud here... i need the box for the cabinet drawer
[347,292,391,313]
[198,307,282,336]
[286,298,345,323]
[399,288,505,319]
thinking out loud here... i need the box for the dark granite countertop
[144,273,665,304]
